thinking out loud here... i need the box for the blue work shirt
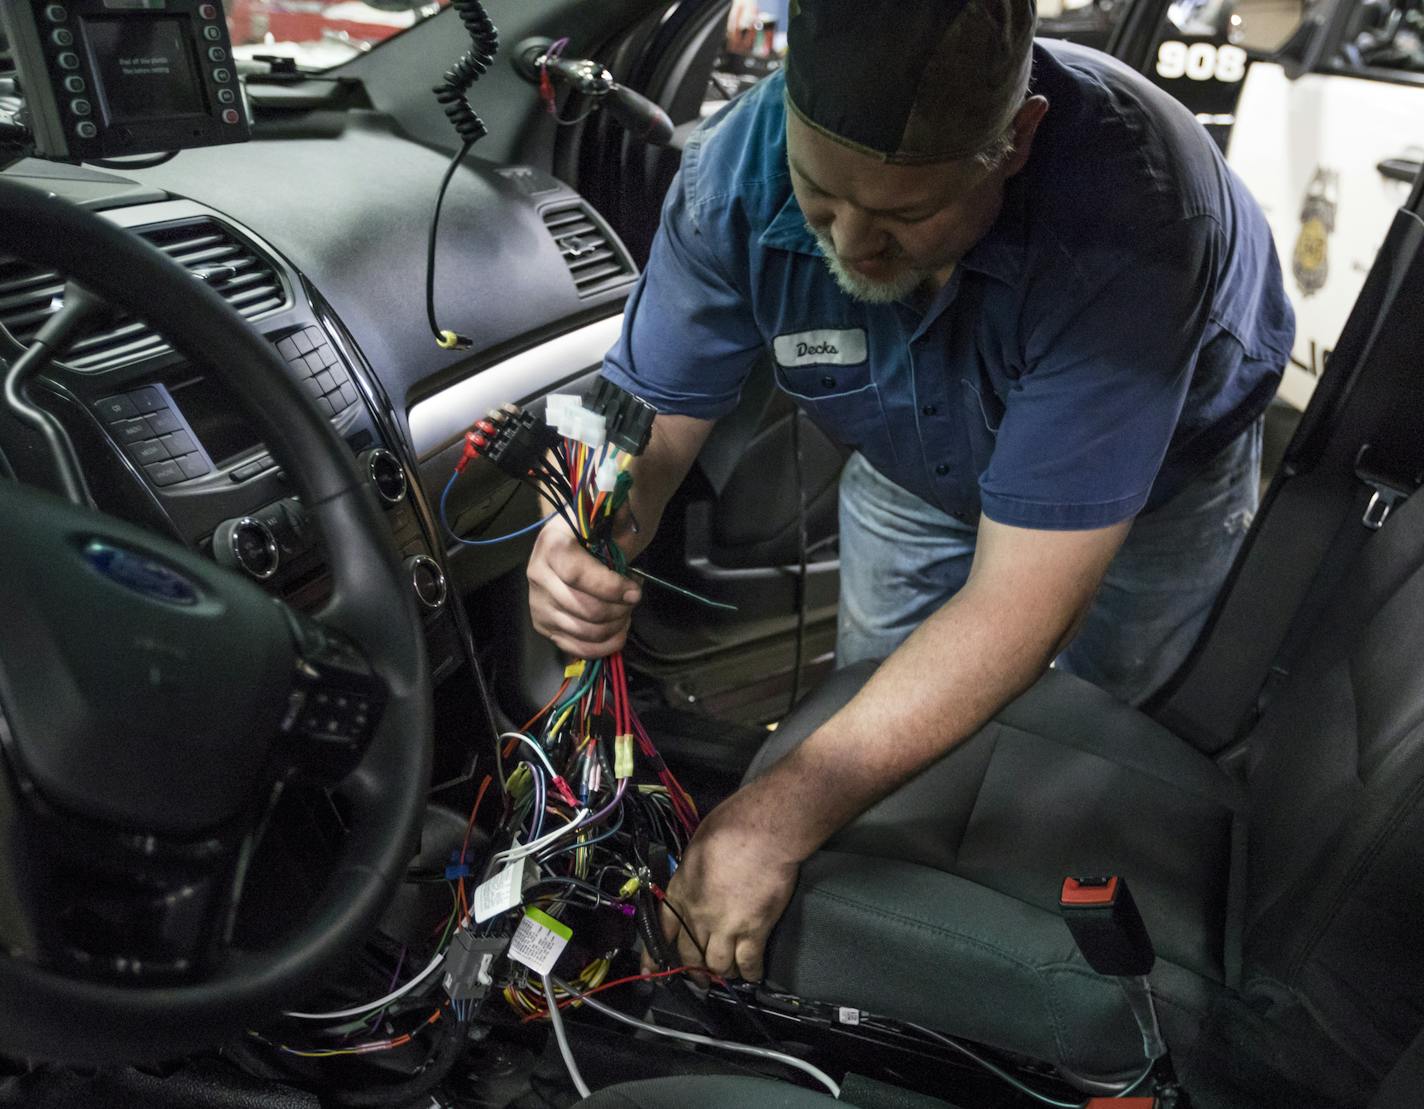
[600,40,1294,530]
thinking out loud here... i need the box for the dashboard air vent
[0,218,288,371]
[541,204,633,297]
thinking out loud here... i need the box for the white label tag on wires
[472,857,527,923]
[837,1007,862,1026]
[509,906,572,975]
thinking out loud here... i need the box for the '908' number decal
[1156,41,1248,83]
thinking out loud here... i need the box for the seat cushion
[750,662,1245,1076]
[576,1076,838,1108]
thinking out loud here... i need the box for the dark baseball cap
[785,0,1037,164]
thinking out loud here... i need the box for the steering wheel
[0,179,432,1063]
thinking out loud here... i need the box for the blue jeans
[836,420,1262,706]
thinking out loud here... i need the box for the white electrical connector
[568,408,607,449]
[544,394,581,437]
[543,393,607,448]
[595,455,621,492]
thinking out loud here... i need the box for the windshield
[225,1,446,70]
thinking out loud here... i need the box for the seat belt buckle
[1355,445,1420,530]
[1059,875,1156,978]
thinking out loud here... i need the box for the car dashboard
[0,111,637,778]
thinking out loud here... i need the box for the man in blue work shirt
[527,0,1293,982]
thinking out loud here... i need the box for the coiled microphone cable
[425,0,498,350]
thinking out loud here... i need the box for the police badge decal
[1293,168,1338,298]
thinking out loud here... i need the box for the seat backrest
[1244,488,1424,1079]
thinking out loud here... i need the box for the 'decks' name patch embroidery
[772,328,868,367]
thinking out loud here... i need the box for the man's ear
[1004,95,1049,178]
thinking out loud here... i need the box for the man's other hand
[644,787,801,983]
[527,522,641,657]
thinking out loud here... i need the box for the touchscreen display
[82,15,208,124]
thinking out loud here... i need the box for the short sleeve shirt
[599,40,1295,530]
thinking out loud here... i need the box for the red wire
[519,965,708,1022]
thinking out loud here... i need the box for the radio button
[75,121,97,139]
[361,448,407,504]
[144,408,181,436]
[176,454,211,480]
[95,395,139,422]
[45,5,67,23]
[214,517,279,579]
[56,52,80,70]
[128,438,171,467]
[128,386,166,413]
[405,556,447,610]
[160,430,197,457]
[111,418,152,446]
[63,76,85,94]
[145,459,186,488]
[51,28,74,47]
[70,98,91,117]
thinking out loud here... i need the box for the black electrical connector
[484,409,559,481]
[585,378,656,456]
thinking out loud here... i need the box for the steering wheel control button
[74,121,97,139]
[95,394,139,422]
[362,448,408,504]
[69,99,91,117]
[144,458,186,487]
[45,4,68,21]
[282,613,388,783]
[199,1,219,17]
[202,25,222,42]
[405,554,448,610]
[127,438,171,467]
[212,67,232,83]
[63,75,85,94]
[214,516,280,579]
[207,46,227,62]
[51,28,74,46]
[56,51,80,70]
[217,88,236,105]
[221,108,241,125]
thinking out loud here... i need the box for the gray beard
[809,227,929,304]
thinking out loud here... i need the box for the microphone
[512,36,675,147]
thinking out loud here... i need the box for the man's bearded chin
[809,227,929,304]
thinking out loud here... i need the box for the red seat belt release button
[1059,874,1156,978]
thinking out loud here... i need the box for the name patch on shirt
[772,328,868,367]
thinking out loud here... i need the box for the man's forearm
[609,413,715,561]
[736,516,1130,861]
[743,580,1076,861]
